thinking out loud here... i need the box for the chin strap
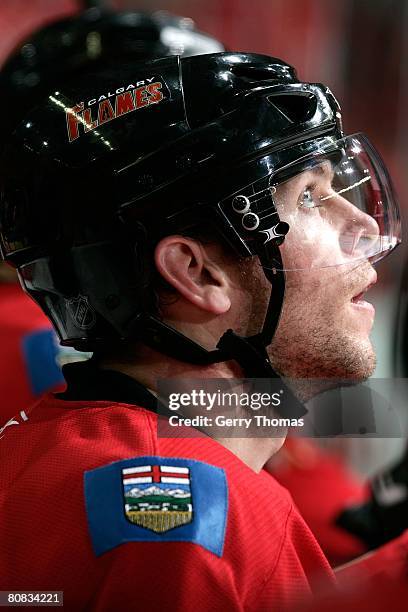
[133,314,225,365]
[216,329,306,418]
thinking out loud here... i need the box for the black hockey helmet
[0,53,401,381]
[0,7,224,141]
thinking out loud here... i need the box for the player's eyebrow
[308,161,334,181]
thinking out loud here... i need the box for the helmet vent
[230,64,293,86]
[267,93,317,124]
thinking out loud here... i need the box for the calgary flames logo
[65,77,165,142]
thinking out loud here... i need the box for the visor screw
[242,213,260,231]
[232,195,251,214]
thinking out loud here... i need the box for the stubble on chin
[237,260,377,401]
[270,337,376,403]
[268,296,377,403]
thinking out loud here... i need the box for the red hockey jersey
[0,393,335,611]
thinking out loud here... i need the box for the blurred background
[0,0,407,474]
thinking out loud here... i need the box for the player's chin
[345,339,377,381]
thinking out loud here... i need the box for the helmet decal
[65,78,167,142]
[66,295,97,331]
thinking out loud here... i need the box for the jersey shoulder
[83,433,293,565]
[7,395,305,571]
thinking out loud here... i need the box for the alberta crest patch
[122,464,192,533]
[84,456,228,557]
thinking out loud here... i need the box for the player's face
[274,160,380,271]
[262,162,379,381]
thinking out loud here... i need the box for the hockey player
[0,52,401,610]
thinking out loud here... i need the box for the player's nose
[334,195,380,258]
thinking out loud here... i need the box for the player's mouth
[350,272,377,315]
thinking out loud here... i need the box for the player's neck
[217,436,286,472]
[99,342,243,383]
[100,347,285,473]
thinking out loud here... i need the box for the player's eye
[298,187,320,210]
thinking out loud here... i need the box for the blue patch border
[84,456,228,558]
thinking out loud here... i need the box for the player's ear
[154,235,231,314]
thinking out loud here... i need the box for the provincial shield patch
[84,456,228,557]
[122,464,192,533]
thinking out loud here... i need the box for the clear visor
[226,134,401,271]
